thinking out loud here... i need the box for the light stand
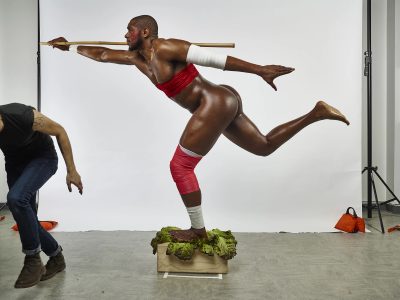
[362,0,400,233]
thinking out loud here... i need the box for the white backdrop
[0,0,38,205]
[395,1,400,197]
[39,0,362,232]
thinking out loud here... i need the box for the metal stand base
[362,166,400,233]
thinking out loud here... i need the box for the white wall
[394,1,400,196]
[0,0,38,204]
[387,0,395,191]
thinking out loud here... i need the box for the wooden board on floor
[157,243,228,274]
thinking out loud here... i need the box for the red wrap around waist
[156,64,199,98]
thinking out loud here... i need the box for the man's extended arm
[32,110,83,194]
[49,37,141,65]
[75,46,139,65]
[224,57,295,91]
[156,39,295,91]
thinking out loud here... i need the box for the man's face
[125,22,141,51]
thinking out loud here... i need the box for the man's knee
[170,145,202,194]
[255,147,275,157]
[253,136,278,157]
[7,190,32,210]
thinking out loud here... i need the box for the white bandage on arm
[186,44,227,70]
[69,45,78,53]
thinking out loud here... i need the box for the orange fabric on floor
[11,221,58,231]
[388,224,400,233]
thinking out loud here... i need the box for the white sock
[186,205,205,229]
[179,144,202,158]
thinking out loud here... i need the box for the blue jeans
[6,154,61,256]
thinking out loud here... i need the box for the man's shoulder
[153,38,188,49]
[152,38,169,49]
[0,103,35,130]
[0,103,34,115]
[153,38,190,61]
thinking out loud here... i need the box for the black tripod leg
[368,169,373,217]
[371,173,385,233]
[372,169,400,205]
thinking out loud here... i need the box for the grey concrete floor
[0,207,400,300]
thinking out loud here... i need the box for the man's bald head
[130,15,158,38]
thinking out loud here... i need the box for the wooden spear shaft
[40,41,235,48]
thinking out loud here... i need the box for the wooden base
[157,243,228,274]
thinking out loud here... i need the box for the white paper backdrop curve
[39,0,362,232]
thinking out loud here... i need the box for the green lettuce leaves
[151,227,237,260]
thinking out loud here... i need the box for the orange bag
[335,207,365,233]
[11,221,58,232]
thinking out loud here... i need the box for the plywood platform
[157,243,228,274]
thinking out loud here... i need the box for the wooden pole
[40,41,235,48]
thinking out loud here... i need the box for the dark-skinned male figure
[49,15,349,242]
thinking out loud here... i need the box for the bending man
[0,103,83,288]
[49,15,348,242]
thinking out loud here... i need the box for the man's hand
[260,65,295,91]
[48,37,70,51]
[66,170,83,195]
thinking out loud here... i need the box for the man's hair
[131,15,158,37]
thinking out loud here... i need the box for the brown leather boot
[40,251,66,281]
[14,253,46,288]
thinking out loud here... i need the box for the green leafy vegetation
[150,227,237,260]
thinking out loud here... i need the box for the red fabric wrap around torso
[156,64,199,98]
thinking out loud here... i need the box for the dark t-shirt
[0,103,57,163]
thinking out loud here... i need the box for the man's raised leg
[224,100,349,156]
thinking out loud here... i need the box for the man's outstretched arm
[48,37,141,65]
[32,110,83,194]
[157,38,295,91]
[224,57,295,91]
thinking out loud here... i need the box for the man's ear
[142,28,150,38]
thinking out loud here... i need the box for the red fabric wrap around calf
[170,146,202,195]
[156,64,199,98]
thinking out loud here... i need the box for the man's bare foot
[169,227,207,242]
[314,101,350,125]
